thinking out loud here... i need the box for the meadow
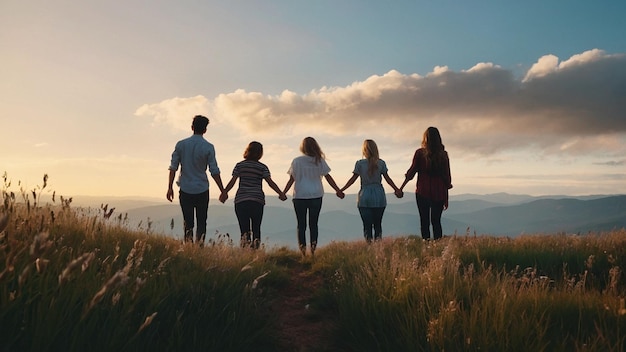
[1,175,626,351]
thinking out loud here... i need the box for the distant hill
[73,193,625,249]
[448,195,626,235]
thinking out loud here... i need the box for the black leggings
[235,200,264,248]
[416,194,445,240]
[293,197,323,249]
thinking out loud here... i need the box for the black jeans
[416,194,445,240]
[235,200,264,249]
[179,190,209,244]
[358,207,385,243]
[293,197,323,250]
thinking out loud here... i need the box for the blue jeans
[179,190,209,244]
[416,194,444,240]
[293,197,323,250]
[235,200,264,249]
[358,207,385,243]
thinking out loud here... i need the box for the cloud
[134,95,212,131]
[136,49,626,157]
[594,160,626,166]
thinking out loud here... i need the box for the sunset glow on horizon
[2,1,625,200]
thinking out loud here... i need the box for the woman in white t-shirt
[283,137,344,256]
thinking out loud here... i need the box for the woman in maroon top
[400,127,452,240]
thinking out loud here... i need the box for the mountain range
[67,192,626,250]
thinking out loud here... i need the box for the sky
[1,1,626,201]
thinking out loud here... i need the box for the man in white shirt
[167,115,224,245]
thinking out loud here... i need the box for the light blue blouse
[353,159,388,208]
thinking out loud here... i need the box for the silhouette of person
[167,115,224,245]
[399,127,452,240]
[340,139,403,243]
[219,141,287,249]
[283,137,344,256]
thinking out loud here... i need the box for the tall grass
[2,174,625,351]
[313,234,626,351]
[0,174,284,351]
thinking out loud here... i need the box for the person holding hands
[283,137,344,256]
[340,139,402,243]
[399,127,452,241]
[220,141,286,249]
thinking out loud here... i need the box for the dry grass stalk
[0,213,8,233]
[58,252,96,285]
[137,312,158,333]
[85,270,130,315]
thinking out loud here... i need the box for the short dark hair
[243,141,263,161]
[192,115,209,132]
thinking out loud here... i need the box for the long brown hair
[421,127,446,175]
[362,139,380,176]
[300,137,325,164]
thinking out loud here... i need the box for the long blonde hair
[300,137,325,164]
[362,139,380,176]
[421,127,446,175]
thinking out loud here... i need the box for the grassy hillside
[2,179,626,351]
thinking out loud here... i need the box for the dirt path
[273,260,339,352]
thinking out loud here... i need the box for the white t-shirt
[287,155,331,199]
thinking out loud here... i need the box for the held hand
[394,189,404,198]
[219,191,228,204]
[279,192,287,201]
[166,189,174,202]
[443,200,449,210]
[336,190,345,199]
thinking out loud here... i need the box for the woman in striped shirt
[220,141,287,248]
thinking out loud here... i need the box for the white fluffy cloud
[136,49,626,157]
[134,95,212,131]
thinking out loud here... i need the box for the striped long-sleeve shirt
[232,160,271,205]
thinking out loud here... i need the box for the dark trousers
[416,194,445,240]
[358,207,385,243]
[179,190,209,244]
[293,197,322,250]
[235,200,264,249]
